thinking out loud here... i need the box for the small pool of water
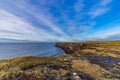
[89,57,120,64]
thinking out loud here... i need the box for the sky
[0,0,120,42]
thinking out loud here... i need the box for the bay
[0,43,64,59]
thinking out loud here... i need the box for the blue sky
[0,0,120,42]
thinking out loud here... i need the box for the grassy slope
[0,56,70,79]
[56,40,120,58]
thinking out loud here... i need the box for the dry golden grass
[57,40,120,58]
[72,60,113,80]
[0,56,64,78]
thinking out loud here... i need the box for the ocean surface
[0,43,64,59]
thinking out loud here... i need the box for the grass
[0,55,115,80]
[72,60,113,80]
[0,56,64,79]
[56,40,120,58]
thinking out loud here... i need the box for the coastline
[0,41,120,80]
[0,43,64,60]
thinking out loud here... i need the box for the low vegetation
[56,40,120,58]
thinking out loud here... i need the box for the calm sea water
[0,43,64,59]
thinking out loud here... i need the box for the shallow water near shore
[0,43,64,59]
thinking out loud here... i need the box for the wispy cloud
[0,0,117,42]
[0,9,69,42]
[74,0,84,12]
[0,0,72,42]
[91,32,120,40]
[9,0,70,38]
[89,21,120,40]
[89,0,112,18]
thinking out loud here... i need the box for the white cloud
[0,0,115,42]
[88,22,120,40]
[9,0,70,38]
[94,32,120,40]
[0,0,73,42]
[0,9,69,42]
[89,0,112,18]
[99,0,112,6]
[74,0,84,12]
[90,8,108,18]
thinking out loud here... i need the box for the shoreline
[0,43,64,60]
[0,41,120,80]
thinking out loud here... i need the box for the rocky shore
[0,41,120,80]
[56,41,120,80]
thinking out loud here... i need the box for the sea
[0,43,64,59]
